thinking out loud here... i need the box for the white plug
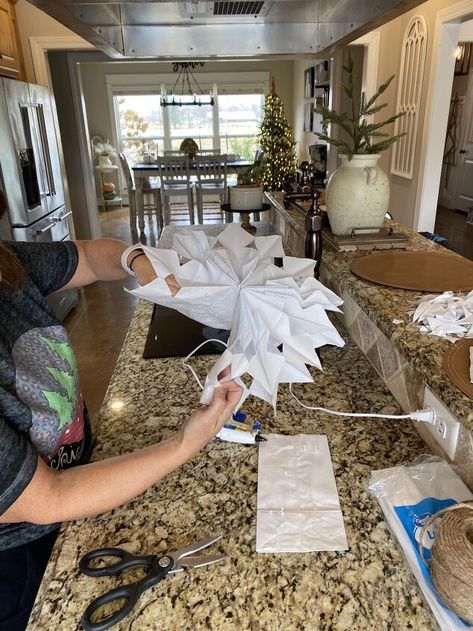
[410,407,437,425]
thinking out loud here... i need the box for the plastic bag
[367,456,473,630]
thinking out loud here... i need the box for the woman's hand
[132,255,181,295]
[164,274,181,296]
[177,380,243,452]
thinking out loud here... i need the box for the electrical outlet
[423,387,460,460]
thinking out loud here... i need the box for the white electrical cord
[182,338,229,390]
[183,339,260,444]
[183,341,437,427]
[289,384,437,425]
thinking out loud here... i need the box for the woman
[0,192,241,630]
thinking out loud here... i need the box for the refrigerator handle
[35,222,55,236]
[36,104,56,197]
[51,210,72,222]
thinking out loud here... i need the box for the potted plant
[314,52,405,236]
[229,158,265,211]
[93,139,117,167]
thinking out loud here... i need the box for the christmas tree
[258,79,296,191]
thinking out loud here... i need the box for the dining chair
[196,148,220,155]
[119,152,163,239]
[194,154,228,224]
[158,155,195,225]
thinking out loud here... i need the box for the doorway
[435,41,473,260]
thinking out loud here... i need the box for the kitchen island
[29,225,437,630]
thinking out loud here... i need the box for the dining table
[131,159,252,234]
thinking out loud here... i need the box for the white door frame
[415,1,473,231]
[30,38,101,239]
[66,52,102,239]
[351,30,381,105]
[29,35,93,86]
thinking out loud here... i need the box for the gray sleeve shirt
[0,241,93,550]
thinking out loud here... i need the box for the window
[168,101,214,151]
[218,94,264,160]
[114,94,164,163]
[109,72,268,162]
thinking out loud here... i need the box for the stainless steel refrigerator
[0,77,77,320]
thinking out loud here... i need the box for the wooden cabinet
[0,0,25,80]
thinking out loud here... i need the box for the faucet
[282,161,314,209]
[282,161,324,279]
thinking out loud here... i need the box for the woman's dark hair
[0,189,26,289]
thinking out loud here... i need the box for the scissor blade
[172,554,227,572]
[172,534,223,564]
[180,554,227,568]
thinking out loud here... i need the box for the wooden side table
[221,203,271,235]
[94,165,122,210]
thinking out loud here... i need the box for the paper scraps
[410,290,473,342]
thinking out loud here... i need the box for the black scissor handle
[79,547,155,577]
[80,560,169,631]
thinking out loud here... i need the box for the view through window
[219,94,264,160]
[115,95,164,163]
[114,92,264,163]
[168,102,214,151]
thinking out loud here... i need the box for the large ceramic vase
[326,154,390,235]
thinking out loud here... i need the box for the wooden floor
[434,205,473,261]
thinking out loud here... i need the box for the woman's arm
[0,382,241,525]
[61,239,178,293]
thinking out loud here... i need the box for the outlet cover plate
[423,387,460,460]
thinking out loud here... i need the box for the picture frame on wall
[314,60,330,86]
[312,109,324,135]
[314,85,330,108]
[304,67,314,98]
[304,102,313,132]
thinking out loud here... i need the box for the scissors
[79,533,226,631]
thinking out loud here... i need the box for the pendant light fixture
[160,62,215,107]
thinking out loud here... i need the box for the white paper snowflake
[129,224,345,409]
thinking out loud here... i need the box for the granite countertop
[29,241,437,630]
[268,192,473,430]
